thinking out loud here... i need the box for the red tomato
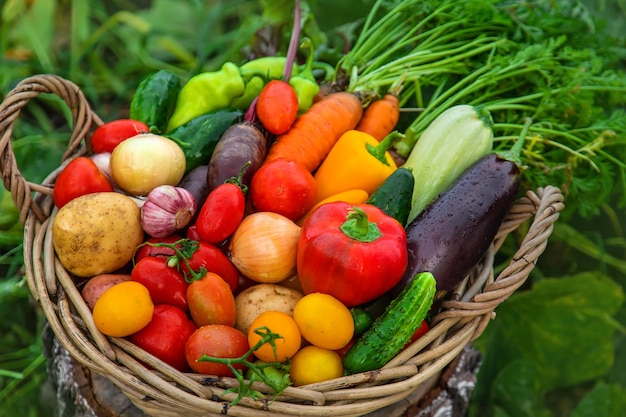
[183,241,239,293]
[403,320,430,350]
[129,304,196,372]
[131,256,189,312]
[134,235,182,261]
[250,158,317,221]
[91,119,150,153]
[187,272,236,327]
[195,183,245,245]
[53,157,114,208]
[185,324,250,376]
[256,80,298,135]
[135,237,239,293]
[334,337,356,359]
[186,225,201,241]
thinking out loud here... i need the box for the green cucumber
[350,307,374,336]
[130,70,182,134]
[403,105,493,224]
[343,272,436,374]
[165,109,243,174]
[366,167,414,226]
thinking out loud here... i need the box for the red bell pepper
[296,202,408,307]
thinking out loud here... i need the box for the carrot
[264,91,363,172]
[355,93,400,142]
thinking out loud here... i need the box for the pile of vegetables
[41,0,625,409]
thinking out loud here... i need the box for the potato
[235,283,303,335]
[81,273,132,311]
[52,192,144,278]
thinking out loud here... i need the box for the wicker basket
[0,74,565,417]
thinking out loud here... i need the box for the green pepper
[165,62,245,132]
[230,75,265,111]
[289,38,320,114]
[239,56,299,81]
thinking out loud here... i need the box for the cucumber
[366,167,414,226]
[130,70,182,134]
[403,105,493,224]
[343,272,436,374]
[165,109,243,174]
[350,307,374,336]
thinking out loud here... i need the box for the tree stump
[41,323,481,417]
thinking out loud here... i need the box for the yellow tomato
[248,311,301,362]
[293,292,354,350]
[289,345,344,386]
[92,281,154,337]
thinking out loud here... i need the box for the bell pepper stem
[340,207,382,243]
[366,131,404,165]
[298,37,316,81]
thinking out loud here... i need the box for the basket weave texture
[0,74,565,417]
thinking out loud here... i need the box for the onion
[110,133,186,196]
[229,212,301,284]
[90,152,113,184]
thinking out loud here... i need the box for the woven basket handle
[435,185,565,337]
[0,74,101,223]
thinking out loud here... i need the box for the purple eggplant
[390,120,531,299]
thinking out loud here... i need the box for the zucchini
[130,70,181,134]
[343,272,436,374]
[366,167,414,225]
[403,105,493,224]
[165,109,243,174]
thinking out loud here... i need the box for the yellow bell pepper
[313,130,401,202]
[296,189,369,226]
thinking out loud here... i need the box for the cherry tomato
[187,272,237,327]
[256,80,299,135]
[293,292,354,350]
[135,237,239,293]
[185,324,251,376]
[250,158,317,221]
[195,183,245,245]
[53,157,114,208]
[131,256,189,312]
[247,311,301,363]
[245,360,291,389]
[134,235,182,260]
[91,119,150,153]
[186,224,201,241]
[92,281,154,337]
[403,320,430,350]
[334,337,356,359]
[183,241,239,293]
[289,345,343,386]
[129,304,196,372]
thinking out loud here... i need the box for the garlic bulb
[141,185,197,238]
[229,212,301,283]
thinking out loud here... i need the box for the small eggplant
[390,119,531,298]
[206,122,268,193]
